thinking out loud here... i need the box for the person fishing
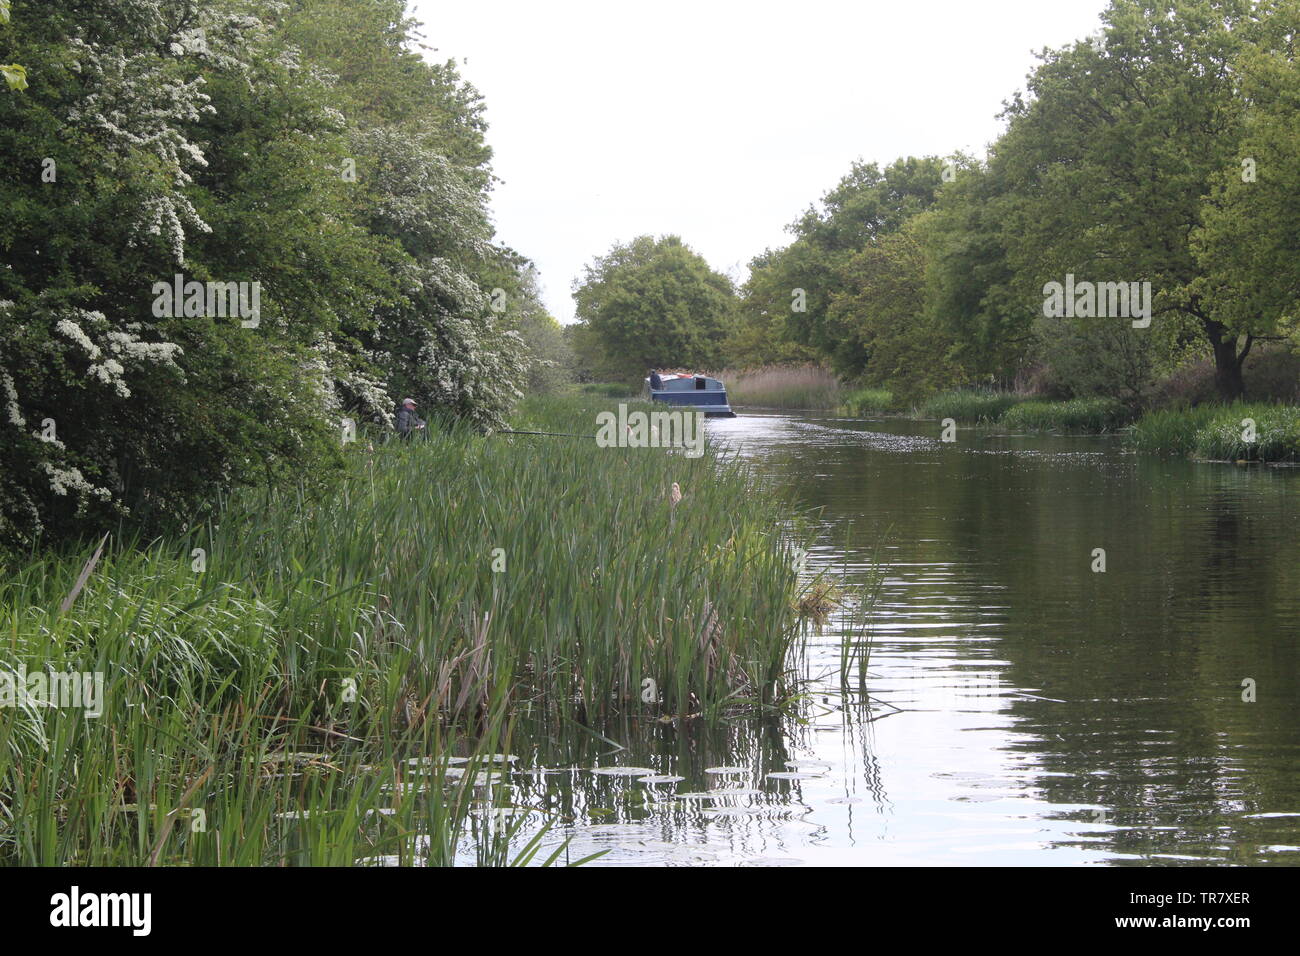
[395,397,426,439]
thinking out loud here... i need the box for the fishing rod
[493,428,595,439]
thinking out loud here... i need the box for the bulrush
[0,395,808,865]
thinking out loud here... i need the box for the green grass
[1192,403,1300,462]
[918,389,1022,423]
[1128,402,1300,461]
[1000,397,1132,433]
[1127,404,1222,456]
[840,387,895,416]
[0,395,808,865]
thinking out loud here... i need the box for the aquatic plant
[1128,402,1300,462]
[1192,403,1300,462]
[840,387,896,416]
[1000,398,1132,433]
[918,390,1022,423]
[0,395,807,864]
[1126,404,1222,456]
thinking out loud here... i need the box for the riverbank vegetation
[1128,403,1300,461]
[0,395,812,864]
[0,4,818,865]
[1001,399,1132,434]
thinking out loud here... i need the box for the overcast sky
[410,0,1112,323]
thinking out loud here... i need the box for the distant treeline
[569,0,1300,409]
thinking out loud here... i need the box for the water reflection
[447,411,1299,866]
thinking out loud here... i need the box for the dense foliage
[570,235,736,382]
[0,0,555,553]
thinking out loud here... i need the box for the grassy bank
[1130,403,1300,462]
[0,395,808,865]
[1000,398,1132,433]
[918,389,1023,423]
[916,388,1299,460]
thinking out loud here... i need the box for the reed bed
[0,395,808,865]
[1126,404,1222,456]
[714,365,843,409]
[1191,403,1300,462]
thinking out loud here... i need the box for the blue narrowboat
[644,371,736,417]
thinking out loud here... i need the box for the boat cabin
[644,371,735,417]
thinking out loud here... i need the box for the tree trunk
[1204,319,1247,401]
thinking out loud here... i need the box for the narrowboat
[644,371,736,417]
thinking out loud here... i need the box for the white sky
[411,0,1112,322]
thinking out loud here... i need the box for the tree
[1191,0,1300,376]
[740,156,947,377]
[922,157,1030,386]
[827,217,965,404]
[571,235,736,381]
[1,0,26,92]
[990,0,1260,399]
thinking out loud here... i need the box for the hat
[402,397,416,407]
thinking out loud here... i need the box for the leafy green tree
[1191,0,1300,373]
[741,156,946,377]
[990,0,1260,399]
[922,157,1030,386]
[827,217,965,405]
[1,0,26,91]
[572,235,736,381]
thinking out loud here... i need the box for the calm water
[448,411,1299,866]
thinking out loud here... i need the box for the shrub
[841,387,895,416]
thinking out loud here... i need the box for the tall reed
[714,365,842,409]
[0,395,808,864]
